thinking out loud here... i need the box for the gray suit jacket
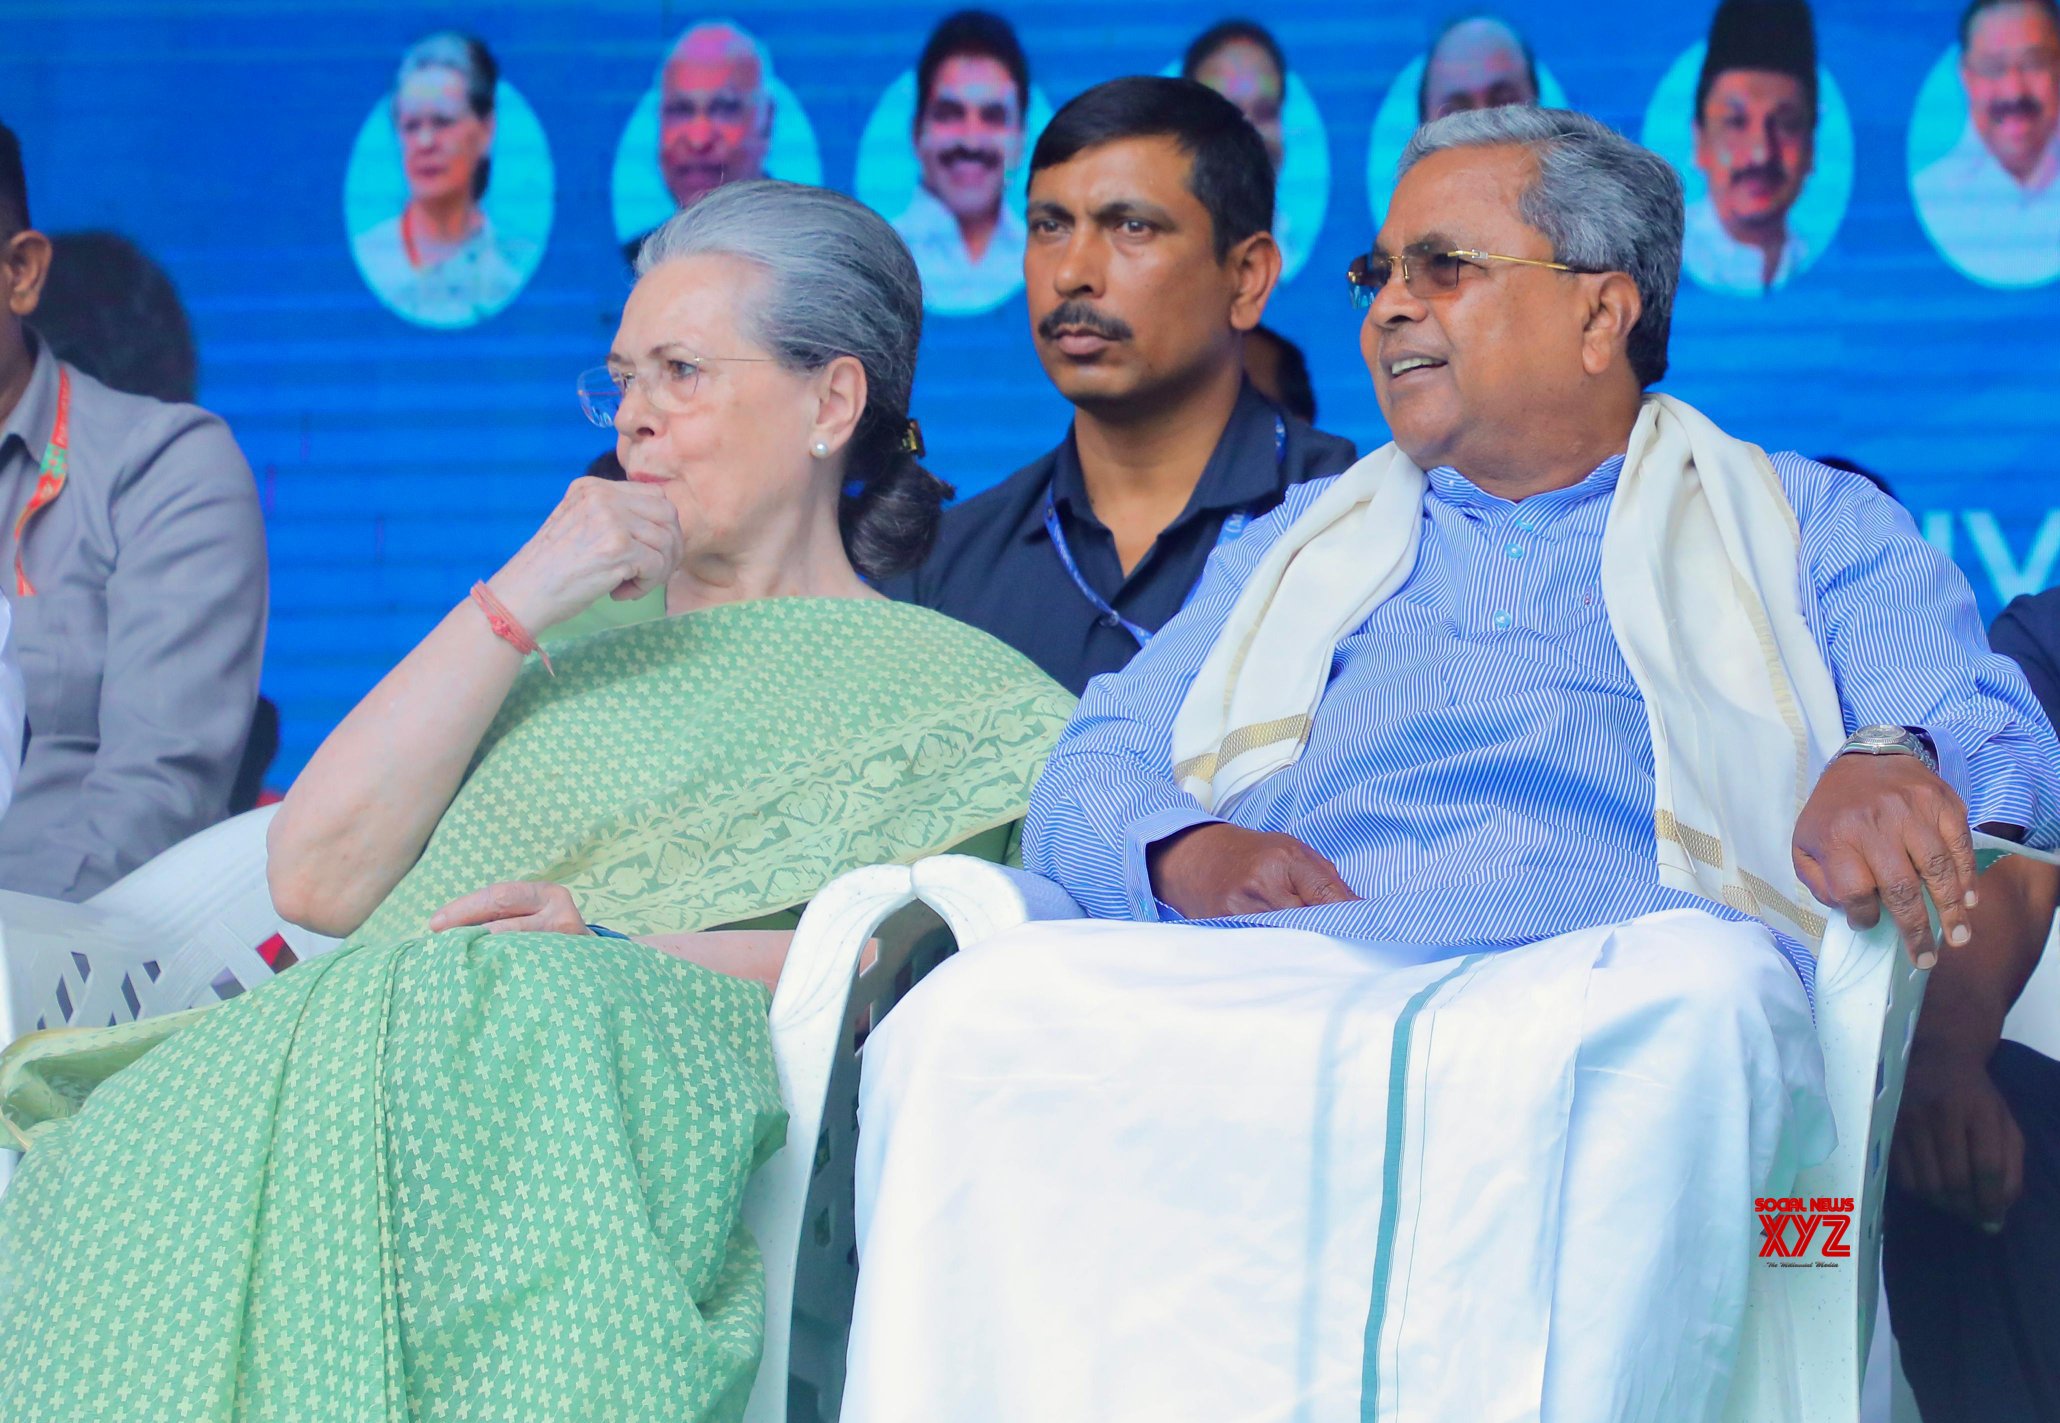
[0,340,267,899]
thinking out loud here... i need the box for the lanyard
[12,366,71,598]
[1044,412,1284,650]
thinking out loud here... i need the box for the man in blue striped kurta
[844,109,2060,1423]
[1026,441,2049,1000]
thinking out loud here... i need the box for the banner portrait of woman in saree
[344,32,552,330]
[1910,0,2060,290]
[1641,0,1854,299]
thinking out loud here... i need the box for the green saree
[0,597,1073,1422]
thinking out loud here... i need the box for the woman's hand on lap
[430,880,590,936]
[487,477,685,631]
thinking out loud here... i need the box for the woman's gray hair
[634,179,949,579]
[396,32,499,201]
[1398,107,1683,387]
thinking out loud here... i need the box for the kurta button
[1493,611,1512,629]
[1506,543,1526,559]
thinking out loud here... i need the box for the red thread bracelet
[471,581,555,676]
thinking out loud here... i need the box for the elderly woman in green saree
[0,180,1071,1421]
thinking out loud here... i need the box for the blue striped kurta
[1024,452,2060,994]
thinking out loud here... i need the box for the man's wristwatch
[1835,724,1939,777]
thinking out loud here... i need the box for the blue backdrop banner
[6,0,2055,778]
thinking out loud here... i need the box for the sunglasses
[1346,245,1606,310]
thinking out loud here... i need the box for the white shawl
[1169,393,1845,946]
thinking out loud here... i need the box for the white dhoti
[843,909,1834,1423]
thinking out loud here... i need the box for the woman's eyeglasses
[576,352,777,428]
[1346,245,1605,310]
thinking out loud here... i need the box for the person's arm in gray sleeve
[0,594,23,821]
[51,411,266,896]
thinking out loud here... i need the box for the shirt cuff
[1124,805,1224,922]
[1924,721,1974,806]
[1929,719,2059,850]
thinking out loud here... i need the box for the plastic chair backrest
[737,863,950,1423]
[0,806,339,1048]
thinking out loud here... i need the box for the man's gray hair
[662,18,774,104]
[1399,107,1683,387]
[635,179,946,579]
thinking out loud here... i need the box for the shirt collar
[1044,379,1285,535]
[1949,117,2060,198]
[1424,451,1626,519]
[900,186,1028,247]
[0,335,59,466]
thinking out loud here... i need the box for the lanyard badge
[13,367,72,598]
[1046,412,1285,650]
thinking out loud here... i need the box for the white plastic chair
[0,806,342,1194]
[787,855,1927,1423]
[0,823,1941,1423]
[0,806,340,1050]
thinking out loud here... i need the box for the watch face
[1844,726,1937,772]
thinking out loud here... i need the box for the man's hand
[1793,752,1978,967]
[429,881,590,936]
[1148,822,1359,920]
[1893,1045,2024,1232]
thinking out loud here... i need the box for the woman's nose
[614,385,661,439]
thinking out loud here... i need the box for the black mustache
[939,144,1003,169]
[1038,301,1134,342]
[1728,159,1789,188]
[1988,96,2047,123]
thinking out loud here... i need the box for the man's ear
[1226,230,1283,334]
[1580,271,1642,378]
[2,230,52,320]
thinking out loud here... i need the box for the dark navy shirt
[1992,587,2060,734]
[884,382,1358,694]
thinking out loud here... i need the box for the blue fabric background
[4,0,2051,778]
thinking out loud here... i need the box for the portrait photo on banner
[1365,14,1566,228]
[1170,18,1331,283]
[611,18,822,266]
[1909,0,2060,290]
[343,31,553,330]
[1642,0,1854,300]
[855,10,1053,318]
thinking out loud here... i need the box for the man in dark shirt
[885,77,1356,694]
[1993,587,2060,732]
[1883,582,2060,1423]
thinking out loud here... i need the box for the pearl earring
[811,441,830,458]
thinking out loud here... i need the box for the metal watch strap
[1835,724,1939,777]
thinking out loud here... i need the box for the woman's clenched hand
[486,477,685,631]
